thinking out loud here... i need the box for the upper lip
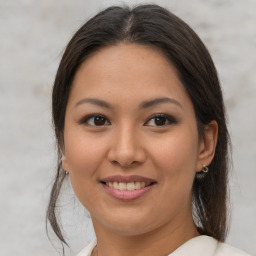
[100,175,157,184]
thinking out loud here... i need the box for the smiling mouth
[100,175,157,201]
[100,181,155,191]
[100,175,157,191]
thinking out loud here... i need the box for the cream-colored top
[76,235,252,256]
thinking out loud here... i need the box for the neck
[91,215,199,256]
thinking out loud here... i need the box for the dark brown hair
[47,4,230,247]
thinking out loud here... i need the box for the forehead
[68,43,191,109]
[76,43,175,80]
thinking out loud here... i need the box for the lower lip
[102,183,155,201]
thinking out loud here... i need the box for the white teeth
[119,182,127,190]
[135,181,141,190]
[113,182,119,189]
[107,182,113,188]
[127,182,135,191]
[106,181,149,190]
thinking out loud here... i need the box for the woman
[47,4,251,256]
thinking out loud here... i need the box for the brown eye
[145,114,177,127]
[81,114,110,126]
[154,116,168,126]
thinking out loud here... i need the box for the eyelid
[79,113,176,127]
[80,114,110,126]
[144,113,177,126]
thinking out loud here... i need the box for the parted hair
[47,4,230,246]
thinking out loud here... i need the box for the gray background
[0,0,255,255]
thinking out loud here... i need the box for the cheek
[63,130,107,194]
[148,131,198,212]
[149,128,199,177]
[64,133,107,208]
[148,128,198,204]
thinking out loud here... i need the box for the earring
[202,165,209,173]
[65,171,69,176]
[196,164,209,179]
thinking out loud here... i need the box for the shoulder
[76,239,97,256]
[169,235,252,256]
[214,242,252,256]
[77,237,253,256]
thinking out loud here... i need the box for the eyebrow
[75,98,113,109]
[74,97,182,109]
[139,97,183,109]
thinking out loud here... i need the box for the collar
[169,235,218,256]
[77,235,218,256]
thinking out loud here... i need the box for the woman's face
[62,44,207,237]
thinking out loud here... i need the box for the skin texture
[62,44,218,256]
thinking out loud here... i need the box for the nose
[107,125,146,167]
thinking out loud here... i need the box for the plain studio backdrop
[0,0,255,255]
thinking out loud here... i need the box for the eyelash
[80,113,177,127]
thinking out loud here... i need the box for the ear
[61,150,69,171]
[196,120,218,172]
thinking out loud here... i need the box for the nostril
[111,159,137,167]
[111,160,120,166]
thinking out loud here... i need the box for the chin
[92,210,158,237]
[106,221,154,237]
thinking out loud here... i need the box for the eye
[145,114,177,127]
[80,114,110,126]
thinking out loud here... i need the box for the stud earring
[65,171,69,176]
[196,164,209,179]
[202,165,209,173]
